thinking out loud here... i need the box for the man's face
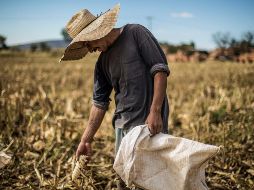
[86,38,108,53]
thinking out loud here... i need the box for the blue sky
[0,0,253,50]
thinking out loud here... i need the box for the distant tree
[179,43,195,52]
[212,32,232,49]
[190,41,195,49]
[166,44,177,54]
[228,38,241,56]
[159,41,197,54]
[30,44,38,52]
[242,31,254,46]
[240,31,254,53]
[39,42,51,52]
[0,34,8,50]
[61,28,72,42]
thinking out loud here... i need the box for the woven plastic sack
[113,125,220,190]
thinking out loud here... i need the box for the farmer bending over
[60,4,170,190]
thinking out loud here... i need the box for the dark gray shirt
[93,24,170,132]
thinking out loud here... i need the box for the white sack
[113,125,220,190]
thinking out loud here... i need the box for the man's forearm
[81,105,106,143]
[150,72,167,112]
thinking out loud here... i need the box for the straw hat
[60,3,120,62]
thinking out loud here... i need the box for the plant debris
[0,52,253,189]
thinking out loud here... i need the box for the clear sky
[0,0,253,50]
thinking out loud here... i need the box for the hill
[11,39,69,50]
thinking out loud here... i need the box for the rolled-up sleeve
[92,58,113,110]
[135,25,170,77]
[150,63,170,76]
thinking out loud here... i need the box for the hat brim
[60,4,120,62]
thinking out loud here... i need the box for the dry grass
[0,51,253,189]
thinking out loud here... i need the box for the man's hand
[145,110,163,136]
[76,141,92,159]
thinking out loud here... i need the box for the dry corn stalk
[72,155,88,181]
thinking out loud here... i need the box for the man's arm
[146,72,167,135]
[76,105,106,158]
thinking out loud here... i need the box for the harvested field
[0,52,253,189]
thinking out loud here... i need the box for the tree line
[212,31,254,55]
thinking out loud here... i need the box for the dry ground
[0,51,253,189]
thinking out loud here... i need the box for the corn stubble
[0,51,253,189]
[72,155,88,181]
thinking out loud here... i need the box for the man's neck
[106,27,123,46]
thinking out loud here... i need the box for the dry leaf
[33,140,46,151]
[24,151,40,159]
[0,151,12,169]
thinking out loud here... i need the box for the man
[61,4,170,189]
